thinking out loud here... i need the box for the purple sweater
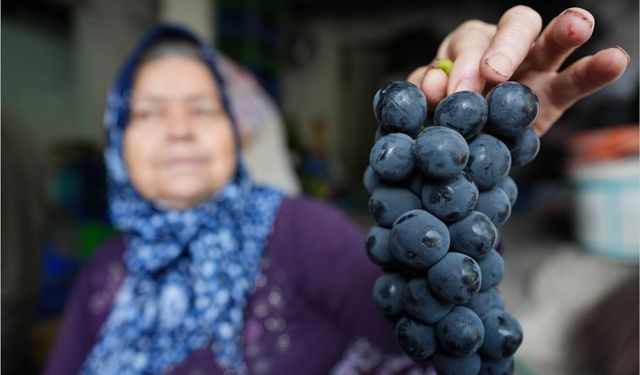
[43,197,434,375]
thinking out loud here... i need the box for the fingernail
[485,54,512,78]
[615,45,630,63]
[564,9,593,29]
[455,79,475,92]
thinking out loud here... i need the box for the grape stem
[436,59,454,75]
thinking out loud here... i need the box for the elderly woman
[44,5,627,375]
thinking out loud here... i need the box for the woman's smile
[161,155,209,170]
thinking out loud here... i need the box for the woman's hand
[408,6,630,136]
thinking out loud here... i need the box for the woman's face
[124,56,236,210]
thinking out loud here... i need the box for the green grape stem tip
[436,59,454,75]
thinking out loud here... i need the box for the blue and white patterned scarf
[82,25,284,374]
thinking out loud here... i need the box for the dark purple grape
[434,90,488,138]
[465,134,511,190]
[477,249,504,291]
[433,352,482,375]
[505,358,515,374]
[395,317,437,361]
[421,172,479,223]
[448,211,497,259]
[413,126,469,180]
[488,288,505,310]
[372,273,407,316]
[365,226,396,268]
[479,356,515,375]
[435,306,485,356]
[475,187,512,227]
[480,309,523,359]
[427,252,482,304]
[363,165,381,195]
[406,172,425,197]
[464,289,495,317]
[369,133,415,182]
[390,209,449,269]
[368,186,422,228]
[374,80,427,136]
[502,127,541,167]
[403,278,454,324]
[496,176,518,207]
[486,81,539,137]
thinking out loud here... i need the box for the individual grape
[486,81,539,137]
[464,289,494,317]
[475,187,512,227]
[374,80,427,136]
[502,127,541,167]
[363,165,381,195]
[369,133,415,182]
[372,273,407,316]
[368,186,422,228]
[427,252,482,304]
[480,309,523,359]
[435,306,485,356]
[477,249,504,291]
[421,172,479,223]
[413,126,469,180]
[496,176,518,207]
[448,211,497,259]
[479,356,515,375]
[365,226,396,268]
[488,288,505,310]
[465,134,511,190]
[434,90,488,138]
[406,172,425,197]
[395,317,437,361]
[503,358,516,375]
[390,209,449,269]
[403,278,454,324]
[433,352,481,375]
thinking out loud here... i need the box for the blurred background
[1,0,638,374]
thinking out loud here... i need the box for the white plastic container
[570,157,640,261]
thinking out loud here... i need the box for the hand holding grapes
[407,5,629,136]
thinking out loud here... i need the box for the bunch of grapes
[365,80,541,375]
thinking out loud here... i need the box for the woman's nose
[166,109,194,139]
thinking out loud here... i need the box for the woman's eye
[194,107,220,117]
[133,109,158,120]
[195,108,212,116]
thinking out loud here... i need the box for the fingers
[519,8,594,73]
[480,5,543,83]
[407,65,428,87]
[407,64,449,108]
[533,46,629,135]
[548,47,629,109]
[444,20,496,94]
[423,68,449,107]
